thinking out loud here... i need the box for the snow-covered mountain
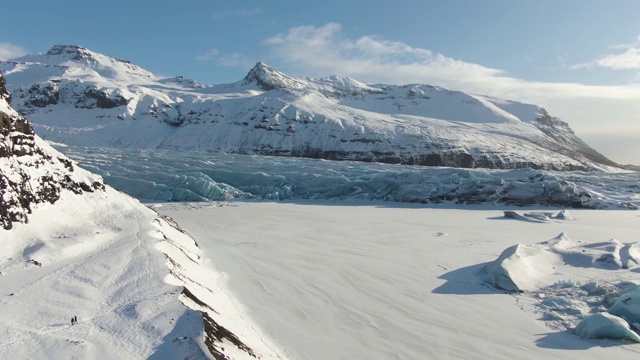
[0,45,618,171]
[0,71,284,359]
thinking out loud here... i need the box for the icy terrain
[56,145,639,209]
[0,45,617,170]
[155,201,640,360]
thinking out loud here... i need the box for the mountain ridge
[0,45,619,171]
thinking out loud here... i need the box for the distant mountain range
[0,45,619,171]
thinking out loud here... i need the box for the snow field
[157,201,640,360]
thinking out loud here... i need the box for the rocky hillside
[0,72,104,229]
[0,45,619,171]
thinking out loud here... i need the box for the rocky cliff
[0,71,104,229]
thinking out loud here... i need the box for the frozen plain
[154,201,640,360]
[53,145,640,359]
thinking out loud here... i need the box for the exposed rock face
[241,62,306,91]
[25,81,60,108]
[81,87,129,109]
[531,110,618,167]
[46,44,94,60]
[0,72,105,230]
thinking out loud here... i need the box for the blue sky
[1,0,639,164]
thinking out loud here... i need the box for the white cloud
[264,24,640,102]
[263,23,640,164]
[0,42,27,60]
[583,47,640,70]
[574,35,640,71]
[265,23,504,88]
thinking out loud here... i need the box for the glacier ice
[609,286,640,325]
[55,145,640,209]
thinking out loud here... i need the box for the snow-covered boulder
[575,313,640,342]
[483,242,562,292]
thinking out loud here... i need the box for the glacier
[56,144,639,209]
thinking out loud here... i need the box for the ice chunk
[575,313,640,342]
[483,242,562,292]
[609,286,640,325]
[621,243,640,269]
[502,211,547,223]
[553,209,574,220]
[540,296,589,316]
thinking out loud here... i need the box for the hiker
[74,315,78,324]
[71,317,74,326]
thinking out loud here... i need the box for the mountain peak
[46,44,95,60]
[242,62,305,91]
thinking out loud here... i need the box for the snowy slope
[0,71,284,359]
[0,45,618,171]
[0,186,285,359]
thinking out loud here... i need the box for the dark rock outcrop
[0,72,105,230]
[82,87,129,109]
[242,62,306,91]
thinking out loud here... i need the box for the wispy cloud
[265,23,504,89]
[196,49,219,62]
[0,42,27,60]
[574,35,640,71]
[196,48,253,69]
[265,24,640,103]
[211,7,262,21]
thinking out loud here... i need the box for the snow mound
[575,313,640,342]
[482,233,569,292]
[503,210,575,223]
[484,233,640,343]
[484,233,640,292]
